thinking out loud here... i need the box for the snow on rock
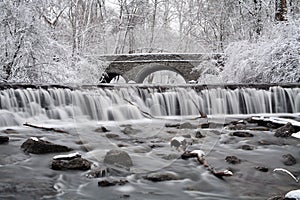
[285,189,300,199]
[53,152,82,160]
[292,132,300,139]
[170,136,187,149]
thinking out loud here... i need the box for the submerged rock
[94,126,110,133]
[255,166,269,172]
[282,154,297,166]
[104,150,133,168]
[274,123,295,137]
[144,172,179,182]
[2,129,17,134]
[122,126,140,135]
[0,136,9,144]
[51,157,92,170]
[225,156,241,164]
[231,131,254,137]
[178,122,197,129]
[98,178,128,187]
[240,144,254,151]
[21,137,72,154]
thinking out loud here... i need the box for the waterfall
[0,86,300,127]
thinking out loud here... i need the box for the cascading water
[0,86,300,127]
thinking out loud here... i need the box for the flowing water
[0,85,300,200]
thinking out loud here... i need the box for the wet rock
[282,154,297,166]
[144,172,179,182]
[178,122,197,129]
[87,167,109,178]
[165,123,180,128]
[94,126,110,133]
[225,156,241,164]
[106,133,119,139]
[104,150,133,168]
[195,130,205,138]
[98,178,128,187]
[274,123,295,137]
[120,194,130,199]
[227,123,247,130]
[52,157,92,170]
[2,129,17,134]
[255,166,269,172]
[122,126,140,135]
[183,134,191,138]
[0,136,9,144]
[240,144,254,150]
[200,122,223,129]
[231,131,254,137]
[21,137,72,154]
[162,153,180,160]
[170,136,187,149]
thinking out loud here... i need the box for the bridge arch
[133,64,186,83]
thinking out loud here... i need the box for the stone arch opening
[134,64,187,83]
[100,72,126,83]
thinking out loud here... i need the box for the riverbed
[1,114,299,200]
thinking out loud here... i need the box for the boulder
[282,154,297,166]
[225,156,241,164]
[195,130,205,138]
[51,157,92,170]
[21,137,72,154]
[144,172,179,182]
[255,166,269,172]
[98,178,128,187]
[274,123,295,137]
[104,150,133,168]
[0,136,9,144]
[231,131,254,137]
[170,136,187,149]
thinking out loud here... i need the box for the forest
[0,0,299,84]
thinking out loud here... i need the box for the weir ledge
[0,83,300,92]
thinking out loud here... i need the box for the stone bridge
[98,53,225,83]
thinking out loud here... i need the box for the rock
[94,126,110,133]
[52,157,92,170]
[255,166,269,172]
[144,172,179,182]
[240,144,254,150]
[282,154,297,166]
[170,136,187,149]
[2,129,17,134]
[120,194,130,199]
[98,178,128,187]
[231,131,254,137]
[104,150,133,168]
[122,126,140,135]
[165,123,180,128]
[0,136,9,144]
[182,134,191,138]
[53,152,81,160]
[227,123,247,130]
[178,122,197,129]
[285,189,300,199]
[200,122,224,129]
[21,138,72,154]
[225,156,241,164]
[87,167,109,178]
[106,133,119,138]
[195,130,205,138]
[275,123,295,137]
